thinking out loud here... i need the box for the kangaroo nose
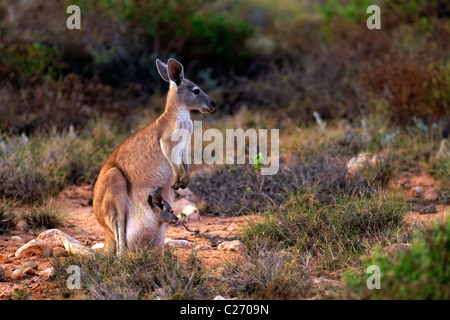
[210,100,216,108]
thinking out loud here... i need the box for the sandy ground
[0,172,448,300]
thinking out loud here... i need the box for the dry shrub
[359,50,449,125]
[0,74,145,133]
[189,155,373,217]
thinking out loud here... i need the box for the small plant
[21,201,65,230]
[0,198,18,234]
[12,287,30,300]
[218,244,310,299]
[253,152,264,171]
[346,217,450,299]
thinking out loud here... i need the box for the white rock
[38,268,54,280]
[217,240,245,252]
[37,229,80,248]
[10,236,23,242]
[172,198,195,214]
[347,152,382,173]
[15,240,52,259]
[59,230,93,257]
[213,295,228,300]
[180,205,202,223]
[91,243,105,251]
[164,238,191,248]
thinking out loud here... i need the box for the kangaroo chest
[176,109,193,133]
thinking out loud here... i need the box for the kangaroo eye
[192,89,200,95]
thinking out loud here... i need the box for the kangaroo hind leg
[100,167,129,255]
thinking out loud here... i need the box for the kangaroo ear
[149,188,164,209]
[167,58,184,86]
[156,59,170,82]
[149,194,164,209]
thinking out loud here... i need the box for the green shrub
[242,192,411,273]
[21,201,65,230]
[0,197,18,234]
[346,217,450,299]
[0,42,65,86]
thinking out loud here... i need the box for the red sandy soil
[0,172,448,300]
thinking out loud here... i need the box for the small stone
[22,261,38,270]
[218,240,245,252]
[424,189,438,202]
[53,247,69,257]
[7,253,15,258]
[15,239,52,259]
[0,254,12,263]
[164,238,191,248]
[38,268,54,280]
[213,295,228,300]
[0,267,6,282]
[194,244,214,251]
[23,268,36,276]
[0,291,12,299]
[5,268,12,279]
[11,236,23,242]
[11,269,24,281]
[179,205,202,223]
[409,186,423,197]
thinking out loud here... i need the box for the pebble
[0,254,12,263]
[23,268,36,276]
[164,238,191,248]
[11,269,24,281]
[38,268,55,280]
[217,240,245,252]
[409,186,423,197]
[22,261,39,270]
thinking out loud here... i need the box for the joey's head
[148,189,178,225]
[156,58,216,113]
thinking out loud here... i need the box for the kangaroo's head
[148,189,178,225]
[156,58,216,113]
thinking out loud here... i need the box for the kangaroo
[93,58,216,255]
